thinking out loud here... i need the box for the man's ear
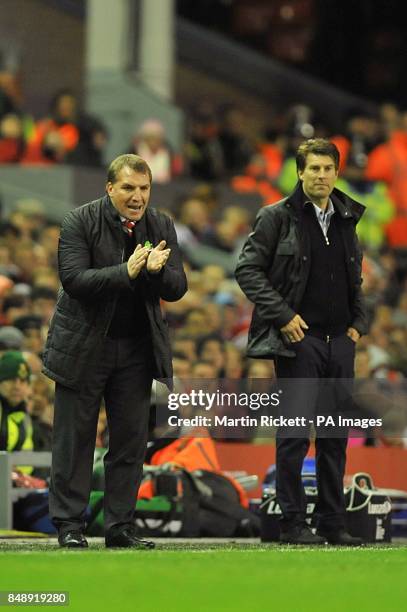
[106,182,112,195]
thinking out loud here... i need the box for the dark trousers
[49,335,154,535]
[274,333,355,532]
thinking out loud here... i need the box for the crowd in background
[1,79,407,250]
[1,76,407,452]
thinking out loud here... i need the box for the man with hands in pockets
[236,139,368,546]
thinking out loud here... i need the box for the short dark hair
[107,154,152,184]
[2,295,26,313]
[172,351,189,361]
[196,334,225,357]
[31,286,57,302]
[296,138,340,172]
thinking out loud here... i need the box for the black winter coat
[235,182,369,359]
[43,195,187,389]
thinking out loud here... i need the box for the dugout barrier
[1,446,406,529]
[215,444,407,498]
[0,451,51,530]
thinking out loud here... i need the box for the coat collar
[286,181,366,222]
[102,194,147,235]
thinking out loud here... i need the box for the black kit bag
[137,468,260,537]
[87,467,260,538]
[86,491,189,537]
[86,468,201,537]
[260,472,392,543]
[137,468,201,537]
[193,470,260,537]
[13,492,57,535]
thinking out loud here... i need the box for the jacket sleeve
[351,237,370,336]
[58,210,132,299]
[235,207,296,328]
[144,215,188,302]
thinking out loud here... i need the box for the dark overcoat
[43,195,187,389]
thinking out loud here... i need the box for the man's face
[22,329,43,354]
[106,166,151,222]
[200,340,225,371]
[192,362,218,378]
[298,153,338,201]
[0,377,30,407]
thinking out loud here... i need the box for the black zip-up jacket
[235,182,369,359]
[43,195,187,389]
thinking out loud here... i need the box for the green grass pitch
[0,541,406,611]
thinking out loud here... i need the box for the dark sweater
[299,204,351,339]
[107,227,150,339]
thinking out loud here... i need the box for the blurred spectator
[31,268,60,292]
[129,119,180,183]
[27,373,54,453]
[184,106,224,180]
[224,343,245,378]
[0,113,25,162]
[14,315,43,355]
[177,196,214,242]
[0,351,33,462]
[39,224,60,267]
[332,108,381,183]
[201,302,222,335]
[2,295,30,325]
[22,350,43,378]
[183,308,209,339]
[0,77,18,119]
[196,334,226,376]
[189,183,219,215]
[31,286,57,324]
[0,221,21,252]
[365,110,407,213]
[334,177,395,251]
[200,264,226,296]
[218,106,253,177]
[202,206,251,252]
[66,116,107,168]
[0,274,14,302]
[23,89,106,166]
[172,335,198,363]
[191,359,218,378]
[172,351,192,379]
[232,131,284,204]
[393,291,407,328]
[379,103,401,139]
[12,199,46,240]
[13,241,49,283]
[0,326,24,352]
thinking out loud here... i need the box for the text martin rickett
[167,415,309,427]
